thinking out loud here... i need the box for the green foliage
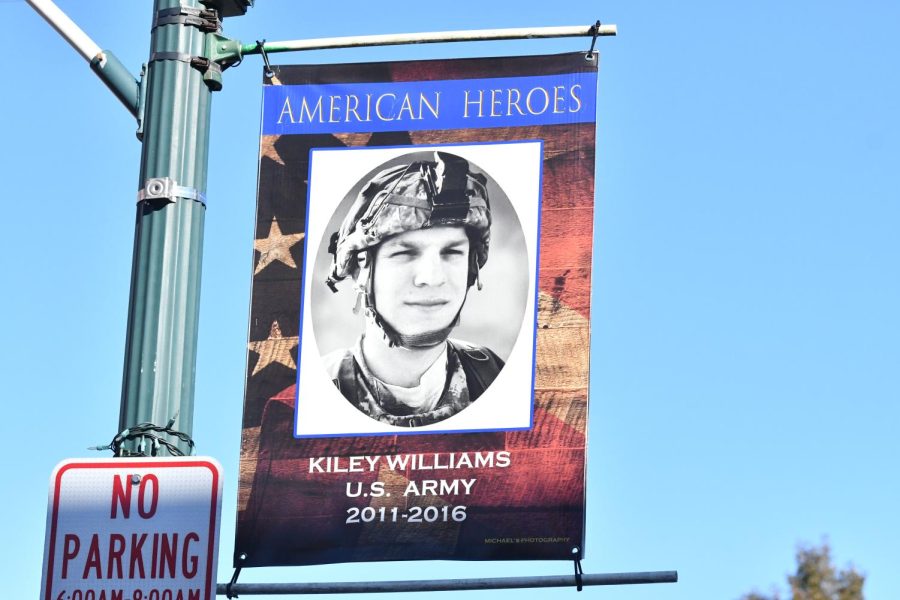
[740,542,864,600]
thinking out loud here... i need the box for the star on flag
[248,321,299,376]
[254,217,305,274]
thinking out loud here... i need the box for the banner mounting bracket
[573,546,585,591]
[226,553,246,599]
[255,39,275,78]
[585,20,601,59]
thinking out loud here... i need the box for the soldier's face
[373,226,469,337]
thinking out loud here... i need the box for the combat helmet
[326,151,492,348]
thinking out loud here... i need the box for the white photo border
[293,141,544,438]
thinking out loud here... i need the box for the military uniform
[325,337,504,427]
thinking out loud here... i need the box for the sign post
[41,458,223,600]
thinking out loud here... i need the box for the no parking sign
[41,458,223,600]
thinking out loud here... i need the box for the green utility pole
[118,0,249,454]
[29,0,611,456]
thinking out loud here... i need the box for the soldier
[323,151,504,427]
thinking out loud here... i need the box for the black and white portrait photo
[294,142,543,437]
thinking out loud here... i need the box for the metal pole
[117,0,217,454]
[26,0,140,116]
[217,571,678,595]
[26,0,100,61]
[241,24,617,55]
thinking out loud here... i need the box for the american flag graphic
[237,53,596,567]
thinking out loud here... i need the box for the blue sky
[1,1,898,598]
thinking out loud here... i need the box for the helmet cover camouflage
[327,151,491,290]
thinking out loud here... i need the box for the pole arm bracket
[207,33,244,72]
[195,32,243,91]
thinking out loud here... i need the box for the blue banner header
[262,72,597,135]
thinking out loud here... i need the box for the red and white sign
[41,457,223,600]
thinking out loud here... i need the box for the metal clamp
[153,6,220,33]
[150,51,224,90]
[138,177,206,206]
[150,52,222,75]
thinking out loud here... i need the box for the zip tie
[256,40,275,79]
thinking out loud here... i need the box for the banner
[237,52,598,567]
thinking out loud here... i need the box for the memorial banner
[237,52,598,567]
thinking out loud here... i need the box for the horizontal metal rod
[26,0,100,62]
[27,0,139,117]
[241,24,617,55]
[216,571,677,595]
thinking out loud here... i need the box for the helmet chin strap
[399,331,452,348]
[365,307,458,349]
[393,319,458,349]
